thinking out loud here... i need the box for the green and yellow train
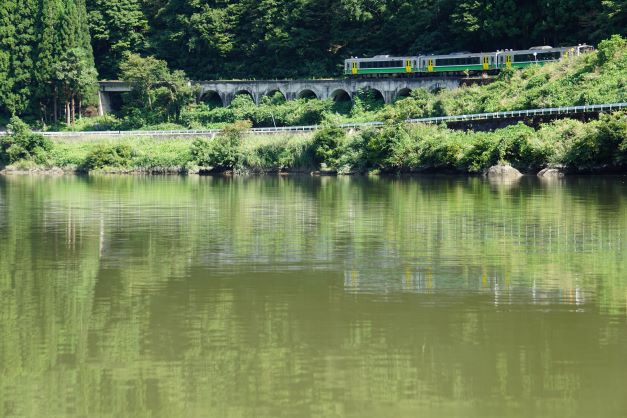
[344,45,593,77]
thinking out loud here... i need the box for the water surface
[1,175,626,417]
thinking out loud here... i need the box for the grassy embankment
[1,36,625,175]
[1,112,626,175]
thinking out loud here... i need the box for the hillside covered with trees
[86,0,626,79]
[0,0,625,123]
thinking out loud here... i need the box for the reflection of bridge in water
[97,77,465,114]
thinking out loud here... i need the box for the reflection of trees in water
[0,175,625,416]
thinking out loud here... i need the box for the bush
[560,112,627,170]
[83,143,134,170]
[190,120,251,169]
[494,123,552,170]
[312,124,346,168]
[1,116,52,165]
[459,133,500,172]
[412,127,467,170]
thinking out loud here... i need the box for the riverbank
[1,112,625,177]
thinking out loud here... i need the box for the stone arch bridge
[98,77,465,114]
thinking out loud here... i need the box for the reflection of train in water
[343,268,586,307]
[344,44,594,77]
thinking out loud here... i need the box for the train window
[435,56,481,66]
[514,52,562,62]
[514,54,534,62]
[360,60,404,69]
[537,52,561,61]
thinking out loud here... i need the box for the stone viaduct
[98,77,464,114]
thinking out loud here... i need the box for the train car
[419,52,493,73]
[503,45,593,69]
[345,55,414,76]
[345,45,593,77]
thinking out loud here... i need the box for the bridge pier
[98,91,112,116]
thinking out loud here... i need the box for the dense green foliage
[0,0,98,123]
[83,142,133,169]
[2,112,625,174]
[119,53,195,125]
[190,120,251,170]
[310,113,627,173]
[0,117,52,165]
[82,0,626,80]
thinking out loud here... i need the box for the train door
[427,58,434,72]
[352,62,358,75]
[505,55,512,68]
[405,59,412,73]
[482,56,489,70]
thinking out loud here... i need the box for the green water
[1,175,626,418]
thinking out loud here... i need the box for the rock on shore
[485,165,523,180]
[537,168,565,178]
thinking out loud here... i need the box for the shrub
[597,35,627,65]
[495,123,552,170]
[560,112,627,170]
[83,143,134,170]
[460,133,500,172]
[190,120,251,169]
[1,116,52,165]
[596,112,627,166]
[413,127,467,170]
[312,124,346,168]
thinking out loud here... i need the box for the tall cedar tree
[1,0,97,123]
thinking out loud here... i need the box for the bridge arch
[297,89,320,100]
[234,89,254,99]
[264,89,286,102]
[395,88,412,100]
[355,87,386,107]
[199,90,224,107]
[331,89,352,102]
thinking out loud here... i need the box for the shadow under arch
[297,89,318,100]
[395,88,412,101]
[200,90,224,107]
[264,89,286,103]
[331,89,352,102]
[355,87,385,110]
[234,89,255,103]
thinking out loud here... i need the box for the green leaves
[1,116,52,165]
[190,120,251,170]
[87,0,148,78]
[119,53,196,123]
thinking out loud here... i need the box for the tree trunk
[78,99,82,120]
[41,102,47,126]
[65,101,70,126]
[71,96,76,125]
[54,87,58,123]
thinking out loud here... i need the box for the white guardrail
[3,103,626,138]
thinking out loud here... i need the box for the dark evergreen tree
[86,0,148,78]
[0,0,38,116]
